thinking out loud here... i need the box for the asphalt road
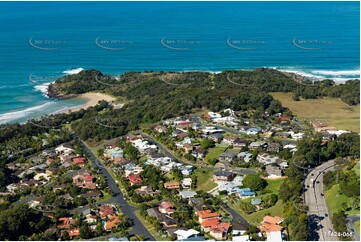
[346,215,360,241]
[75,136,155,241]
[304,160,337,241]
[224,205,249,230]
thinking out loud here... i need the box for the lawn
[230,200,284,224]
[325,184,359,216]
[229,177,286,223]
[98,192,112,203]
[205,145,227,161]
[271,92,360,133]
[263,178,286,194]
[194,168,217,191]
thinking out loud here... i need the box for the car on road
[321,193,324,196]
[324,213,328,217]
[311,173,314,176]
[316,181,320,184]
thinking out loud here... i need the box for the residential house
[267,143,281,152]
[244,127,262,135]
[209,133,224,143]
[99,205,115,219]
[204,112,222,119]
[164,181,180,190]
[45,167,59,176]
[73,172,97,190]
[233,235,250,242]
[265,165,282,178]
[251,198,262,210]
[249,141,267,149]
[213,171,236,182]
[158,201,175,214]
[209,222,231,240]
[57,217,75,229]
[183,143,194,153]
[259,216,284,236]
[84,214,97,224]
[201,126,224,135]
[274,132,290,139]
[182,178,192,189]
[55,144,74,155]
[218,152,237,162]
[266,231,285,242]
[128,173,142,186]
[67,228,80,238]
[153,124,168,133]
[222,136,247,147]
[192,148,207,159]
[180,165,194,176]
[237,152,252,163]
[179,190,197,199]
[238,188,256,198]
[196,210,220,224]
[174,229,200,241]
[131,139,158,153]
[135,186,160,196]
[73,157,86,167]
[257,153,286,166]
[104,147,124,161]
[79,190,102,199]
[104,215,121,231]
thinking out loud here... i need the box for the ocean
[0,1,359,124]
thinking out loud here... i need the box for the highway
[74,135,155,241]
[304,159,337,241]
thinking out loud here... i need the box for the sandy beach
[63,92,117,113]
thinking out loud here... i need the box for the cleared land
[230,178,286,223]
[194,168,217,191]
[205,146,227,161]
[271,92,360,133]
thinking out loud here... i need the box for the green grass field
[194,168,217,191]
[271,92,360,133]
[230,178,286,223]
[325,184,359,216]
[205,145,227,161]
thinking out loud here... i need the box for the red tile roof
[197,210,220,219]
[202,217,220,228]
[73,157,86,164]
[128,173,142,185]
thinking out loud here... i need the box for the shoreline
[60,92,117,113]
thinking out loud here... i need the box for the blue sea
[0,1,359,124]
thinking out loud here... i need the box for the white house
[174,229,200,240]
[55,144,74,155]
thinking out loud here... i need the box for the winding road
[304,160,337,241]
[74,135,155,241]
